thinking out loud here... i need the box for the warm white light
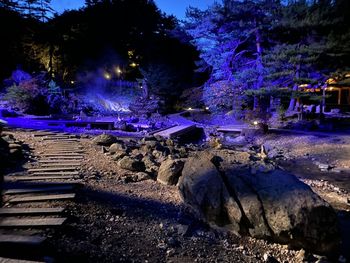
[115,66,122,74]
[130,62,137,68]
[70,80,75,84]
[253,121,259,126]
[205,107,209,110]
[104,73,111,80]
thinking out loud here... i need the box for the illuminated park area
[0,0,350,262]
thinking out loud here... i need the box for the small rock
[112,150,128,161]
[135,172,151,182]
[117,156,145,172]
[93,134,118,146]
[109,142,126,154]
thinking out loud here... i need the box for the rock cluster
[93,133,340,255]
[0,133,25,171]
[93,134,189,184]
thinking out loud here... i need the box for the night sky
[51,0,217,19]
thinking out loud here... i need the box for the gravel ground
[3,129,350,263]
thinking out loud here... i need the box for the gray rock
[117,156,145,172]
[178,151,242,229]
[112,150,128,161]
[8,143,21,149]
[142,155,159,173]
[178,150,339,254]
[135,172,151,181]
[157,158,184,185]
[93,134,118,146]
[109,142,126,154]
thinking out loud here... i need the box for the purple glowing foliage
[10,69,32,84]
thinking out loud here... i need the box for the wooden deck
[153,124,196,139]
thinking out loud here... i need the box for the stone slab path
[0,130,85,261]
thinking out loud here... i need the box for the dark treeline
[0,0,197,111]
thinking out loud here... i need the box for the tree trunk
[288,84,299,111]
[254,22,264,111]
[48,44,54,79]
[142,79,149,99]
[288,55,301,111]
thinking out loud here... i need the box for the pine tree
[0,0,52,21]
[185,0,283,113]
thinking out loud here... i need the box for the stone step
[8,193,76,203]
[41,154,83,157]
[0,234,46,245]
[0,218,67,228]
[33,133,56,137]
[28,167,78,173]
[5,175,77,181]
[3,185,74,195]
[38,160,81,163]
[39,163,80,167]
[44,151,83,154]
[30,171,79,176]
[0,257,44,263]
[0,208,65,216]
[39,157,83,160]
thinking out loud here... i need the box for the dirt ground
[3,129,350,263]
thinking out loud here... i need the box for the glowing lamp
[299,84,309,88]
[130,62,137,68]
[70,80,75,84]
[205,107,209,110]
[253,121,259,126]
[188,107,193,110]
[115,67,122,74]
[104,73,111,80]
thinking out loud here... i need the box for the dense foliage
[0,0,197,113]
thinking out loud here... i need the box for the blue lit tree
[185,0,282,115]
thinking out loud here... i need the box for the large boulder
[93,134,118,146]
[157,158,185,185]
[178,151,242,229]
[117,156,145,172]
[178,150,339,255]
